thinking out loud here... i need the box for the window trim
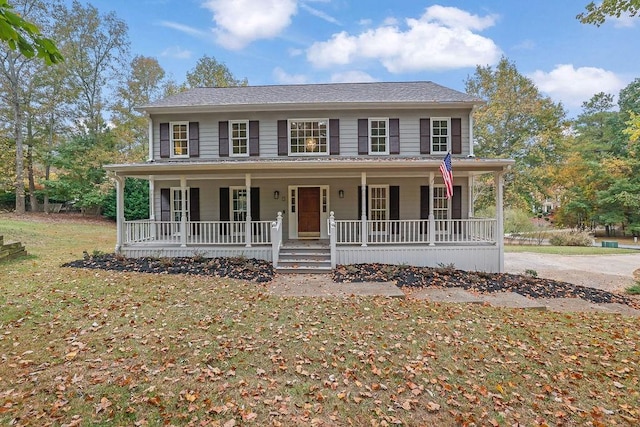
[431,117,451,155]
[230,186,248,223]
[368,118,389,155]
[288,118,329,156]
[170,187,190,221]
[170,121,189,158]
[229,120,249,157]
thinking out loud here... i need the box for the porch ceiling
[105,157,514,180]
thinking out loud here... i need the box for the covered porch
[106,157,512,272]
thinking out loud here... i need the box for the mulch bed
[63,255,639,309]
[333,263,640,309]
[63,254,274,283]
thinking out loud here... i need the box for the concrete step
[278,253,331,261]
[276,265,333,274]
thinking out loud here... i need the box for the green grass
[1,213,640,426]
[505,244,638,255]
[627,284,640,295]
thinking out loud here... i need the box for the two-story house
[105,81,514,273]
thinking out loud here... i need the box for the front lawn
[1,214,639,426]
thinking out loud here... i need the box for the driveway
[504,252,640,293]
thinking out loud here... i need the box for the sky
[78,0,639,118]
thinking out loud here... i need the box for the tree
[186,55,248,88]
[0,0,62,64]
[0,0,61,214]
[577,0,640,25]
[111,55,166,161]
[464,57,568,210]
[53,0,129,135]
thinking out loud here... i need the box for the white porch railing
[124,220,273,245]
[333,218,496,245]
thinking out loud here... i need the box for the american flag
[439,152,453,199]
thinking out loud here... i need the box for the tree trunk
[27,144,38,212]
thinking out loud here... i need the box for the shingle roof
[140,81,483,111]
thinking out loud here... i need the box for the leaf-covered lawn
[1,214,639,426]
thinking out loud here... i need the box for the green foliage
[102,178,149,221]
[548,231,593,247]
[186,55,248,88]
[0,0,63,64]
[626,284,640,295]
[577,0,640,26]
[504,208,535,234]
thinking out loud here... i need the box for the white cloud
[306,5,501,72]
[330,70,377,83]
[273,67,309,84]
[300,2,340,25]
[160,46,193,59]
[529,64,626,108]
[613,14,637,28]
[201,0,297,50]
[160,21,207,38]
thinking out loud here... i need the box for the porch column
[245,173,252,247]
[180,175,187,247]
[428,172,435,246]
[147,115,153,161]
[114,174,125,253]
[468,175,474,218]
[468,107,475,157]
[495,171,505,272]
[149,177,156,240]
[360,172,367,247]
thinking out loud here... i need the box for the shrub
[548,231,593,246]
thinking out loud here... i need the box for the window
[170,188,190,221]
[230,120,248,156]
[369,118,388,154]
[433,187,449,220]
[171,122,189,158]
[369,185,388,233]
[431,118,450,154]
[231,187,247,222]
[289,119,328,155]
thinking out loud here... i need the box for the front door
[298,187,320,238]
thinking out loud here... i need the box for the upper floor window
[171,122,189,158]
[230,120,249,156]
[431,118,450,154]
[289,119,328,155]
[369,118,388,154]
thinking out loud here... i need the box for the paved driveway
[504,252,640,292]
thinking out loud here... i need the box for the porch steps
[276,242,332,274]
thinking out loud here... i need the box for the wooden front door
[298,187,320,237]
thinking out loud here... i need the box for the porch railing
[334,218,496,245]
[124,220,273,245]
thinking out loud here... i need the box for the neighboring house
[105,81,514,273]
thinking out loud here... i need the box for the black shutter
[219,121,229,157]
[250,187,260,221]
[251,187,261,236]
[189,122,199,157]
[420,186,429,234]
[249,121,259,156]
[357,186,368,218]
[358,119,368,155]
[452,186,462,219]
[329,119,340,155]
[420,119,430,154]
[390,186,400,234]
[190,188,200,235]
[160,123,170,158]
[389,119,400,154]
[277,120,288,156]
[189,188,200,221]
[451,118,462,154]
[219,187,230,235]
[160,188,171,221]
